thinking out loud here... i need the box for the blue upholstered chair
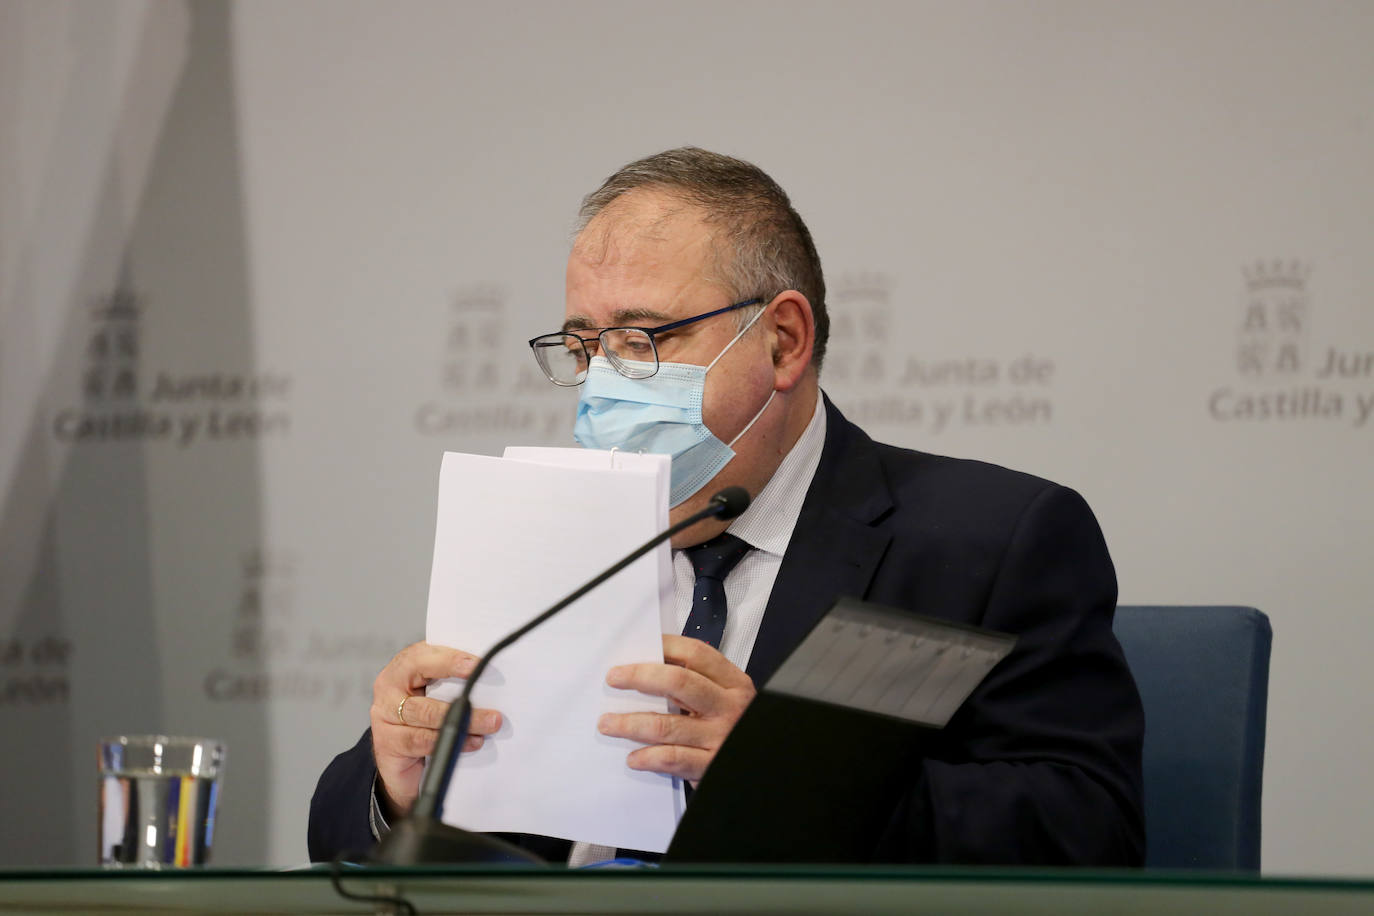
[1113,605,1272,871]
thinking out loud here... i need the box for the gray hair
[576,147,829,370]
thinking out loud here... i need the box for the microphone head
[709,486,751,520]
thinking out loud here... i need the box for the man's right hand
[369,641,503,820]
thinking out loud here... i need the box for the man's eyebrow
[561,308,674,333]
[611,307,673,326]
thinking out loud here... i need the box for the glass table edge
[0,864,1371,893]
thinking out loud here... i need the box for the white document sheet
[424,448,682,852]
[503,447,677,635]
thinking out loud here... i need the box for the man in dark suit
[309,148,1144,865]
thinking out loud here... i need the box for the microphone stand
[371,488,748,866]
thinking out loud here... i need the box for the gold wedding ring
[397,694,412,726]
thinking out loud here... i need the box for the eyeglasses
[527,298,762,387]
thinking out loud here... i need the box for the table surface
[1,866,1372,915]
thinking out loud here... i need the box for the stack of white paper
[423,447,683,852]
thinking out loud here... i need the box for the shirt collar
[725,389,826,558]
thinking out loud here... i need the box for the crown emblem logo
[832,271,891,304]
[1237,259,1309,376]
[450,285,504,313]
[443,286,506,392]
[84,287,143,399]
[1242,259,1310,292]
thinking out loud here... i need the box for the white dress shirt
[568,391,827,866]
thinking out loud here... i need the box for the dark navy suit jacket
[308,397,1145,865]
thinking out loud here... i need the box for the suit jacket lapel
[745,396,894,686]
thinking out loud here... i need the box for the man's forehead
[564,193,720,330]
[573,190,710,261]
[563,263,725,329]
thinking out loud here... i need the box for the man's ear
[768,291,815,391]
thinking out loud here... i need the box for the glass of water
[98,735,226,867]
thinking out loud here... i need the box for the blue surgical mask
[573,309,775,507]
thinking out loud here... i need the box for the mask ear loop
[727,389,776,448]
[703,303,775,449]
[705,304,768,373]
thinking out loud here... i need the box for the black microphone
[709,485,750,521]
[371,486,751,865]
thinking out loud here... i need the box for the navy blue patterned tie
[681,533,752,650]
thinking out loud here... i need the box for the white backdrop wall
[2,0,1371,873]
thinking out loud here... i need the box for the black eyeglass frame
[527,297,764,387]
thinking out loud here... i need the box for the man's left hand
[598,634,757,784]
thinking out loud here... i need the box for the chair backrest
[1113,606,1272,871]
